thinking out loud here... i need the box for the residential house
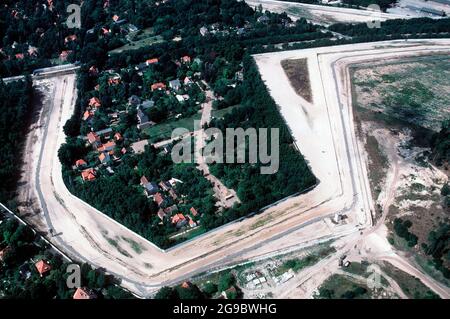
[35,259,52,277]
[128,95,141,107]
[98,140,116,153]
[141,99,155,110]
[144,182,159,196]
[168,189,178,200]
[158,181,171,192]
[83,110,93,121]
[154,192,167,207]
[64,34,77,44]
[146,58,159,65]
[89,97,101,109]
[114,132,122,141]
[99,152,111,164]
[188,216,197,228]
[157,208,166,221]
[199,26,209,36]
[169,79,182,91]
[140,175,150,186]
[73,287,97,300]
[137,109,153,130]
[190,207,198,217]
[171,213,187,228]
[81,168,96,182]
[59,50,72,61]
[108,75,121,85]
[257,15,270,24]
[87,132,101,148]
[96,128,113,139]
[181,56,191,64]
[75,159,87,168]
[175,95,185,103]
[151,82,166,91]
[184,77,193,85]
[0,246,11,262]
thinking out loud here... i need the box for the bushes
[393,218,418,247]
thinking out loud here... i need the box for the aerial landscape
[0,0,449,305]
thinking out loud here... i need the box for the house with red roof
[146,58,159,65]
[64,34,77,44]
[188,216,197,228]
[0,246,11,261]
[98,141,116,153]
[83,110,93,121]
[151,82,166,91]
[171,213,187,228]
[154,192,167,207]
[87,132,101,148]
[81,168,96,182]
[114,132,122,141]
[190,207,198,217]
[89,97,101,109]
[35,259,52,277]
[73,287,97,300]
[99,152,111,164]
[75,159,87,168]
[181,55,191,63]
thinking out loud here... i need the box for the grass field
[351,55,450,132]
[281,58,313,103]
[109,28,165,54]
[145,112,201,143]
[316,274,373,299]
[211,104,241,119]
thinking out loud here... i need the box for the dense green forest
[0,215,133,299]
[431,118,450,166]
[0,79,33,203]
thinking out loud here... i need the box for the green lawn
[211,104,241,120]
[145,113,201,143]
[109,27,165,54]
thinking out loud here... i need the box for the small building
[128,95,141,107]
[83,110,93,121]
[154,192,167,207]
[151,82,166,91]
[98,141,116,153]
[35,259,52,277]
[114,132,122,141]
[73,287,97,300]
[0,246,11,261]
[190,207,198,217]
[75,159,87,168]
[99,152,111,164]
[144,182,160,196]
[146,58,159,65]
[81,168,96,182]
[64,34,77,44]
[137,109,153,130]
[169,79,182,91]
[188,216,197,228]
[158,181,171,192]
[168,189,178,200]
[130,140,149,154]
[87,132,101,147]
[199,26,209,36]
[96,128,113,139]
[157,209,166,221]
[171,213,187,228]
[89,97,101,109]
[184,77,193,85]
[181,56,191,64]
[141,99,155,110]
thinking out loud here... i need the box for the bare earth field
[245,0,409,26]
[13,39,450,298]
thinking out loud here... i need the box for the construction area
[6,39,450,298]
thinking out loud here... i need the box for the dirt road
[17,39,450,298]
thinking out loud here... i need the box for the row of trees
[0,79,33,203]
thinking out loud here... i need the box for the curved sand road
[29,39,450,297]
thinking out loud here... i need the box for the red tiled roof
[146,58,158,65]
[75,159,87,167]
[181,56,191,63]
[190,207,198,216]
[87,132,99,144]
[35,259,52,276]
[89,97,101,108]
[73,287,97,300]
[81,169,96,181]
[83,110,93,121]
[98,141,116,152]
[171,213,186,224]
[151,82,166,91]
[114,132,122,141]
[154,192,165,206]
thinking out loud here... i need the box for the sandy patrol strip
[27,39,450,297]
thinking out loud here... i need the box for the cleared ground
[245,0,409,26]
[13,40,450,298]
